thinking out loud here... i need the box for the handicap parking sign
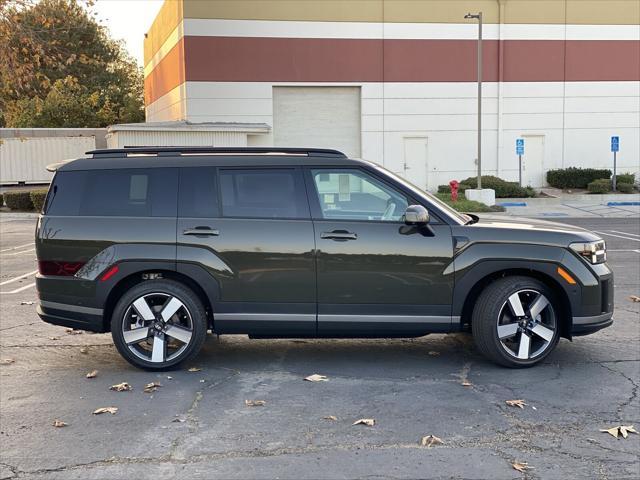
[611,136,619,152]
[516,138,524,155]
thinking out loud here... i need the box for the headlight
[570,240,606,264]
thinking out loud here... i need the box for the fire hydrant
[449,180,460,202]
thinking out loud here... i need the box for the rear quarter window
[46,168,177,217]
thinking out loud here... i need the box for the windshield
[369,163,471,225]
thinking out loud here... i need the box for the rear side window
[179,167,219,218]
[219,169,309,219]
[46,169,177,217]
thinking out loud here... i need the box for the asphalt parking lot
[0,215,638,480]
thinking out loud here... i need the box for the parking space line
[0,270,39,286]
[610,230,640,238]
[608,249,640,253]
[0,242,34,253]
[1,248,36,257]
[0,283,36,294]
[593,231,640,242]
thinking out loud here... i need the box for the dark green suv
[36,147,613,369]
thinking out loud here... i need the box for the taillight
[38,260,85,277]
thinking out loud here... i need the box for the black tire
[111,279,207,370]
[472,276,560,368]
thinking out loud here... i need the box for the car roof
[55,147,372,171]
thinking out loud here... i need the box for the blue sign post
[611,136,619,191]
[516,139,525,186]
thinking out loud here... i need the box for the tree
[0,0,145,127]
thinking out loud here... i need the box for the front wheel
[111,279,207,370]
[472,276,560,368]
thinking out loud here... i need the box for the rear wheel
[111,279,207,370]
[472,276,560,368]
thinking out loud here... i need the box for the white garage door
[273,86,361,158]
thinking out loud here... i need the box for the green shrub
[438,177,534,198]
[4,191,34,210]
[616,182,635,194]
[30,189,49,212]
[547,168,612,189]
[435,193,505,213]
[458,175,535,198]
[587,179,611,194]
[615,173,635,185]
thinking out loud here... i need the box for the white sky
[91,0,165,66]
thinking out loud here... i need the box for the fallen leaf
[461,381,473,387]
[428,351,440,356]
[420,435,444,448]
[86,370,98,379]
[144,381,163,393]
[52,419,67,428]
[188,367,201,372]
[0,358,15,365]
[79,347,88,354]
[304,374,329,382]
[512,462,531,473]
[630,295,640,303]
[245,399,266,407]
[601,427,619,438]
[600,425,638,439]
[49,337,59,341]
[93,407,118,415]
[20,301,34,305]
[109,382,132,392]
[353,418,375,426]
[65,328,83,335]
[323,415,337,421]
[506,399,527,409]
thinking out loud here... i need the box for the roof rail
[86,146,347,158]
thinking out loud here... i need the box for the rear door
[305,167,454,336]
[176,166,316,336]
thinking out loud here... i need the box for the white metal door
[522,135,545,188]
[273,86,361,158]
[403,136,429,191]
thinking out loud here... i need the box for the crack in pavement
[598,362,640,423]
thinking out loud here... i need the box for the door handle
[321,230,357,240]
[183,228,219,236]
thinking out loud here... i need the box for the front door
[176,166,316,336]
[305,167,454,336]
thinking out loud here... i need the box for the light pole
[465,12,483,189]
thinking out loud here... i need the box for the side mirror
[404,205,430,225]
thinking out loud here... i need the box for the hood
[457,214,601,245]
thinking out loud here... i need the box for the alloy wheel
[496,289,556,360]
[122,292,194,364]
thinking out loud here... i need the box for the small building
[0,128,106,185]
[106,121,271,148]
[143,0,640,190]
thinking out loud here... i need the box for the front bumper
[571,312,613,336]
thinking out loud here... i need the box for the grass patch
[436,193,505,213]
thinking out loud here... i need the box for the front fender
[450,243,597,322]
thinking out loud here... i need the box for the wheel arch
[102,264,217,332]
[456,263,574,339]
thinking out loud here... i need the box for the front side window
[220,169,308,219]
[311,169,408,221]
